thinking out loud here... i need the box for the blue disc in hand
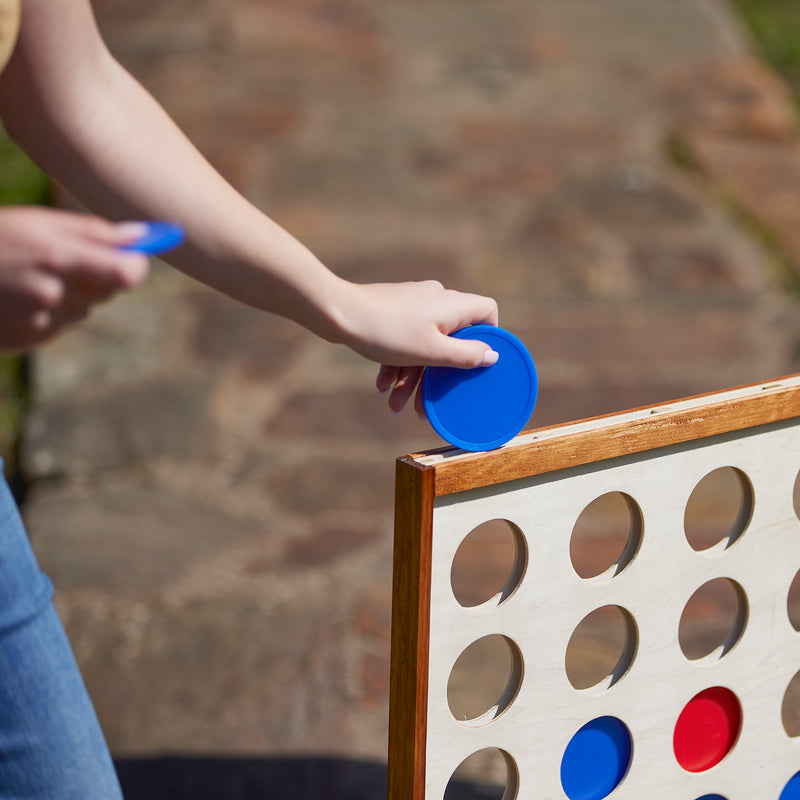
[422,325,537,451]
[119,221,185,256]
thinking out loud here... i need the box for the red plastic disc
[673,687,741,772]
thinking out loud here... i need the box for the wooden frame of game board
[387,373,800,799]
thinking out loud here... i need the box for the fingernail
[481,349,499,367]
[119,255,150,287]
[115,221,150,240]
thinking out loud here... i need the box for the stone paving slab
[15,0,800,795]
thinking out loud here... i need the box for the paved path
[17,0,800,796]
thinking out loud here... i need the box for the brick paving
[15,0,800,796]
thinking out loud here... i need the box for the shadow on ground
[115,757,504,800]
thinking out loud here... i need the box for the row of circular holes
[448,692,743,799]
[450,585,800,736]
[443,747,800,800]
[451,466,760,610]
[444,466,800,798]
[449,467,800,723]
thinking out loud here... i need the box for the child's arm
[0,0,498,410]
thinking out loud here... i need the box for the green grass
[0,355,29,472]
[0,125,50,207]
[733,0,800,98]
[0,125,49,474]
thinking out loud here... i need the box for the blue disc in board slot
[780,771,800,800]
[422,325,537,452]
[561,716,632,800]
[119,221,185,256]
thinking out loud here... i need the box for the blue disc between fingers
[422,325,537,451]
[119,221,185,256]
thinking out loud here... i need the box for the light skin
[0,0,498,414]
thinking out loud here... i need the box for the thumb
[436,335,499,369]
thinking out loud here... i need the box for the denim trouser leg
[0,463,123,800]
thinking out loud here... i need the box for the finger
[414,380,426,417]
[56,248,150,294]
[389,366,423,413]
[60,213,149,249]
[0,271,65,316]
[483,297,499,326]
[429,334,500,370]
[444,292,499,332]
[109,221,152,247]
[112,251,150,288]
[12,298,92,348]
[28,309,53,336]
[41,213,151,290]
[376,364,399,394]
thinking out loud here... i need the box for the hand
[333,280,499,414]
[0,207,150,350]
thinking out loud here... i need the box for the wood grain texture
[390,373,800,798]
[388,459,435,800]
[411,374,800,496]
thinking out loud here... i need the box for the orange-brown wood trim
[409,375,800,496]
[387,458,436,800]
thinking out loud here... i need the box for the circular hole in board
[565,605,637,691]
[560,716,632,800]
[451,519,527,609]
[787,569,800,632]
[794,470,800,521]
[684,467,753,551]
[694,796,728,800]
[781,771,800,800]
[678,578,748,661]
[570,492,642,579]
[447,635,523,725]
[444,748,519,800]
[674,687,741,772]
[781,670,800,737]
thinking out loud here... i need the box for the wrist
[312,275,364,348]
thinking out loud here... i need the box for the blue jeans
[0,461,122,799]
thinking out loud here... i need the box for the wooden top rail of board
[405,373,800,497]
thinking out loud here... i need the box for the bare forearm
[2,49,347,341]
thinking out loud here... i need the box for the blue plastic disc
[560,716,632,800]
[781,771,800,800]
[119,221,185,256]
[422,325,537,451]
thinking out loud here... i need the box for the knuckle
[40,243,66,271]
[84,215,114,237]
[115,255,149,288]
[30,278,65,310]
[27,310,52,333]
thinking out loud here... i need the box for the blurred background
[4,0,800,797]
